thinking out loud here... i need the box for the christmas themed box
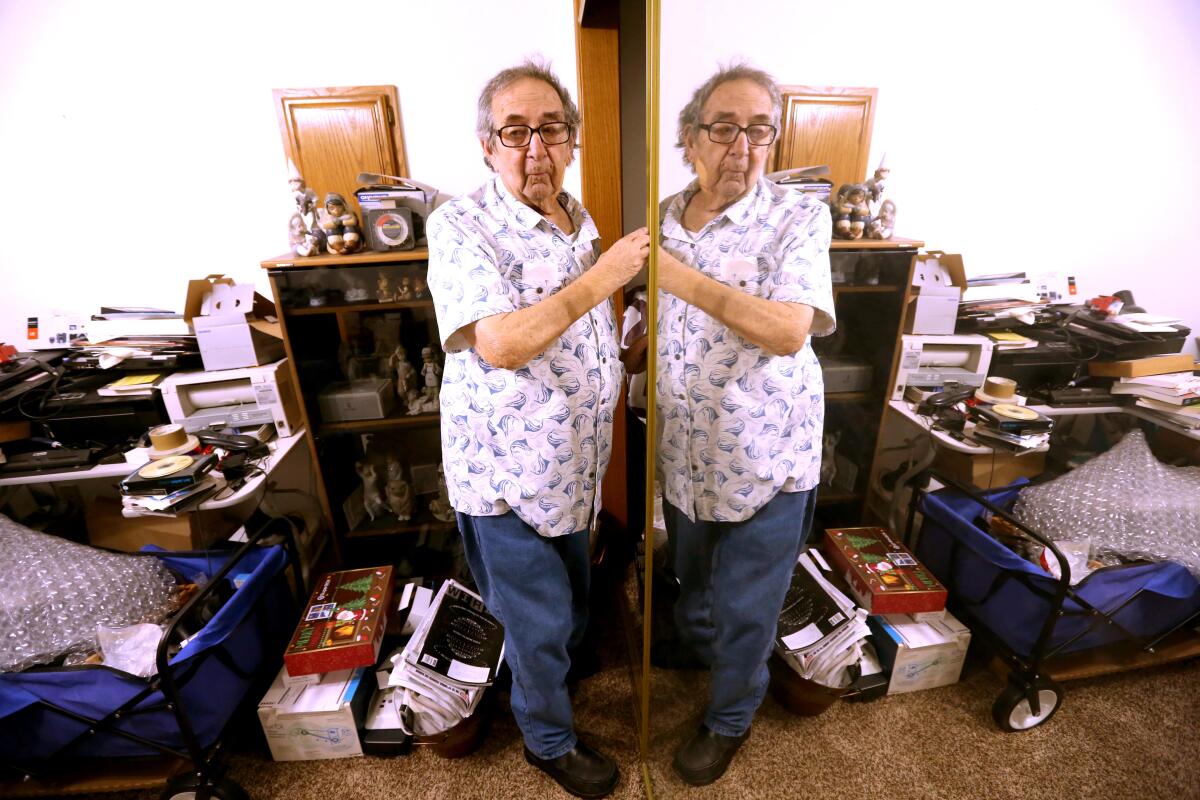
[284,566,394,677]
[822,527,947,617]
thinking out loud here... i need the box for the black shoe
[524,740,619,799]
[650,639,708,670]
[672,725,749,786]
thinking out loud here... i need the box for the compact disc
[138,454,194,478]
[993,403,1038,421]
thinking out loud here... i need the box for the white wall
[661,0,1200,356]
[0,0,580,346]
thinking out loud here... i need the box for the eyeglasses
[697,122,778,146]
[493,122,572,148]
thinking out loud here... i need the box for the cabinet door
[772,85,877,192]
[273,85,410,211]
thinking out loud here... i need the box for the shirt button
[588,471,595,479]
[739,280,746,287]
[677,315,683,322]
[674,353,681,360]
[601,357,607,364]
[536,287,544,294]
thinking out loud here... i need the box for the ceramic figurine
[344,278,370,303]
[288,162,320,254]
[428,463,455,522]
[865,154,890,209]
[820,430,841,487]
[867,199,897,241]
[413,275,428,299]
[385,459,414,521]
[420,346,441,411]
[376,272,393,303]
[356,460,386,521]
[319,192,363,254]
[389,344,417,405]
[405,388,423,415]
[397,275,414,301]
[833,183,870,240]
[288,213,319,258]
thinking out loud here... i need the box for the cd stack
[119,453,221,516]
[968,403,1053,453]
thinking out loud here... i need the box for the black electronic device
[0,350,66,407]
[988,341,1082,396]
[119,452,217,496]
[0,445,99,475]
[1052,306,1190,360]
[63,349,203,371]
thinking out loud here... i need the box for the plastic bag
[0,514,177,673]
[98,623,166,677]
[1012,430,1200,577]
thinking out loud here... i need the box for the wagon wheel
[992,674,1063,732]
[160,772,250,800]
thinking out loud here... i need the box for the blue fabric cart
[908,475,1200,731]
[0,518,301,799]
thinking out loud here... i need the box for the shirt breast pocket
[518,258,559,301]
[720,256,767,294]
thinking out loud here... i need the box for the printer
[159,359,301,437]
[892,334,994,400]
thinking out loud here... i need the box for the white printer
[159,359,302,436]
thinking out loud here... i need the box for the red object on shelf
[284,566,394,677]
[823,527,947,616]
[0,343,16,364]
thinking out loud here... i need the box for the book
[776,554,852,653]
[983,331,1037,349]
[1135,396,1200,416]
[1110,383,1200,406]
[823,527,948,616]
[403,580,504,687]
[284,567,394,677]
[96,372,164,397]
[1118,371,1200,393]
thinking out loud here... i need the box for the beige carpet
[40,570,1200,800]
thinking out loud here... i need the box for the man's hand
[593,228,650,289]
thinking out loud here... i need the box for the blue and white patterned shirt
[657,178,836,523]
[427,178,622,538]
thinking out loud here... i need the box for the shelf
[833,285,902,295]
[285,299,434,316]
[345,514,457,539]
[816,490,862,506]
[317,411,440,436]
[261,248,429,269]
[830,237,923,251]
[826,391,876,404]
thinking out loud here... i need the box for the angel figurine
[356,460,387,522]
[388,344,417,406]
[385,459,413,521]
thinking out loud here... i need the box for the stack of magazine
[775,550,872,689]
[388,580,505,736]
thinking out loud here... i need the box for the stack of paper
[121,475,221,515]
[97,372,165,397]
[386,580,504,736]
[775,551,872,689]
[1111,371,1200,407]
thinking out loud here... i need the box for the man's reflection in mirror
[654,63,836,787]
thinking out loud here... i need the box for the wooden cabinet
[262,248,452,565]
[815,238,922,531]
[772,85,878,192]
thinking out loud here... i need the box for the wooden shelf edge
[830,237,923,251]
[826,391,877,403]
[262,248,429,269]
[345,518,457,538]
[833,285,903,294]
[317,412,440,436]
[286,299,434,316]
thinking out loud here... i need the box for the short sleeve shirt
[426,177,622,538]
[657,178,836,523]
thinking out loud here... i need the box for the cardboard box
[867,610,971,693]
[257,666,371,761]
[934,448,1046,489]
[823,527,948,617]
[85,495,239,552]
[1087,353,1197,379]
[317,379,394,422]
[184,275,284,371]
[904,252,967,335]
[285,567,394,677]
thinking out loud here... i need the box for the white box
[257,666,369,761]
[905,252,967,335]
[317,379,395,422]
[185,277,285,371]
[867,610,971,694]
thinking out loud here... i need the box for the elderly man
[656,63,836,786]
[426,60,648,799]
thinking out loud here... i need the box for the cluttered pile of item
[772,526,969,712]
[257,568,505,762]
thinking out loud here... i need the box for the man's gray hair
[476,58,581,171]
[676,62,783,169]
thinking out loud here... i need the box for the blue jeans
[456,511,590,760]
[664,488,817,736]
